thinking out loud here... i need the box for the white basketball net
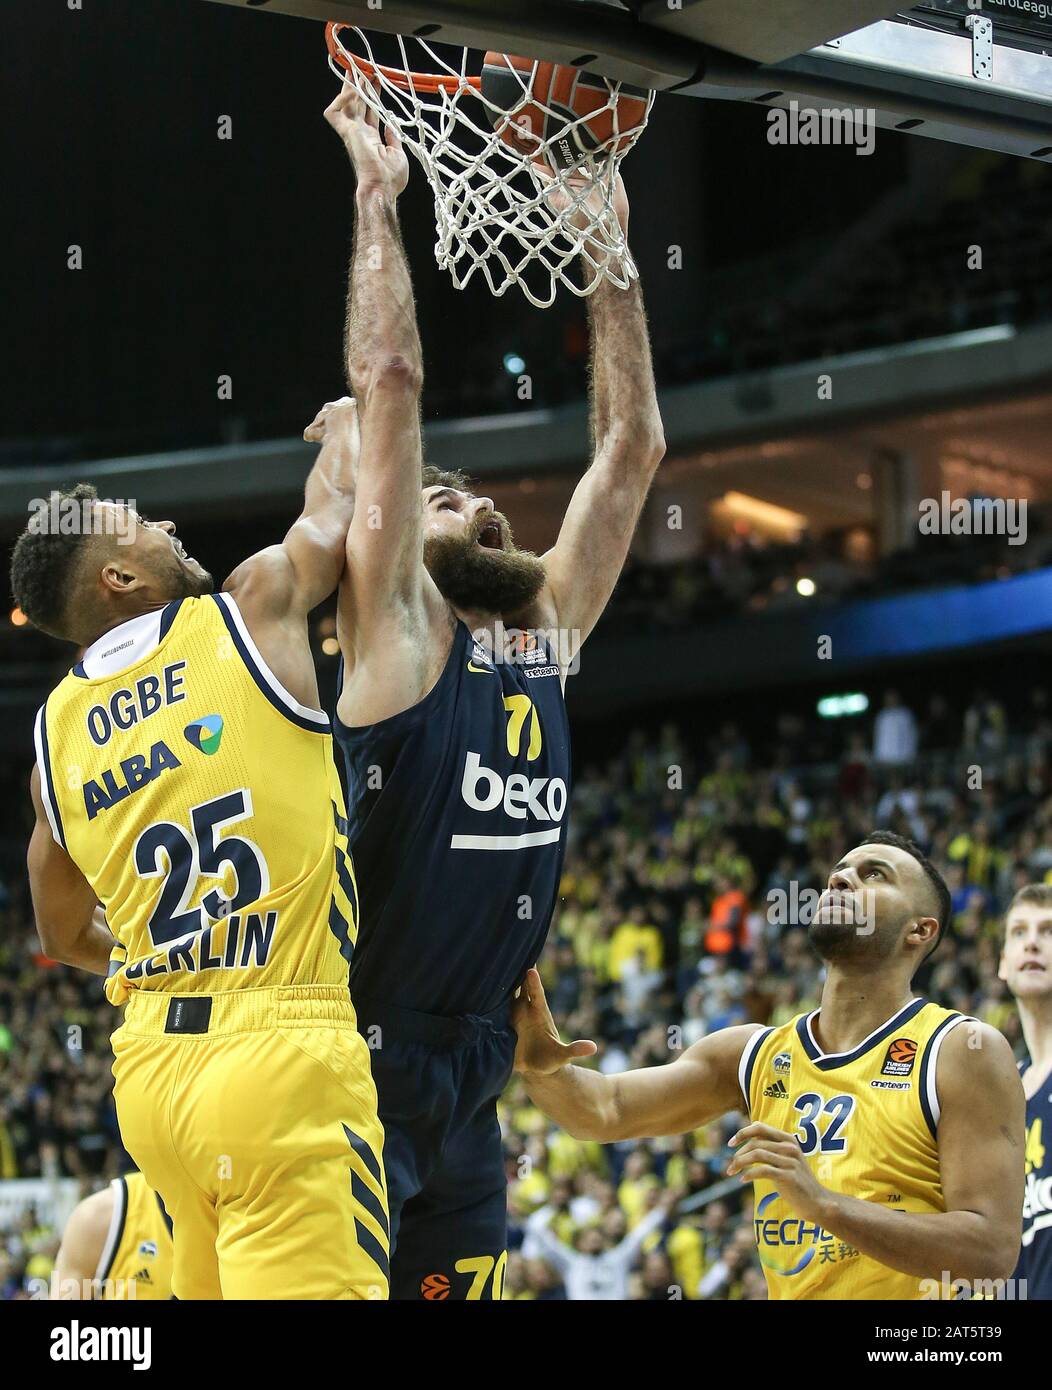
[326,27,654,309]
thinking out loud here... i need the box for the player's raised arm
[324,84,435,682]
[539,176,665,661]
[220,397,360,709]
[224,396,360,621]
[27,765,113,975]
[727,1021,1024,1286]
[512,968,758,1141]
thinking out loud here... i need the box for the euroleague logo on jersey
[880,1037,918,1077]
[420,1272,451,1300]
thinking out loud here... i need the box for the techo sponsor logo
[753,1191,829,1277]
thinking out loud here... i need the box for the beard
[807,909,898,966]
[424,514,545,616]
[161,553,214,600]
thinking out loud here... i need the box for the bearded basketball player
[323,83,665,1300]
[514,832,1024,1299]
[1000,884,1052,1297]
[14,400,391,1300]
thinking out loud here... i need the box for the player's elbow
[563,1114,611,1143]
[599,425,666,479]
[983,1230,1023,1285]
[643,426,666,468]
[955,1221,1021,1286]
[35,917,71,966]
[359,354,423,400]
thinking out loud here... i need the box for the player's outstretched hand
[324,82,409,200]
[303,396,358,444]
[512,968,597,1076]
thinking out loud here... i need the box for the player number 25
[133,789,271,948]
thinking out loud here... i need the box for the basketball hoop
[325,24,654,309]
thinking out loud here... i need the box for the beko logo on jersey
[85,661,187,747]
[1023,1171,1052,1227]
[461,751,567,823]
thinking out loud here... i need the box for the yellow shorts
[110,985,389,1301]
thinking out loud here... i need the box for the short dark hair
[858,829,952,963]
[10,484,99,638]
[421,464,473,493]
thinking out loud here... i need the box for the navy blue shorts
[355,998,516,1301]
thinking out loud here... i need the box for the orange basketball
[480,53,649,172]
[420,1272,451,1300]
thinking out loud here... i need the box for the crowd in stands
[0,678,1046,1298]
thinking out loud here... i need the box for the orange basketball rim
[326,21,482,94]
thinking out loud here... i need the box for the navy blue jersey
[334,621,571,1016]
[1015,1057,1052,1299]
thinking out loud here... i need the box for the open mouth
[477,519,503,551]
[1021,962,1047,973]
[173,538,190,561]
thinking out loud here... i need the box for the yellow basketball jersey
[98,1172,174,1301]
[740,998,970,1300]
[35,594,358,1004]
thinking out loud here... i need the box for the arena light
[321,637,339,657]
[503,352,526,374]
[796,577,816,597]
[10,607,27,627]
[817,693,870,719]
[714,491,807,541]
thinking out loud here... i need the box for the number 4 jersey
[34,594,358,1005]
[740,998,971,1300]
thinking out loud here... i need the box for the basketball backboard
[201,0,1052,159]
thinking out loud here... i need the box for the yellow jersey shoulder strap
[95,1176,130,1284]
[917,1007,974,1138]
[207,591,332,734]
[33,695,66,850]
[738,1024,777,1115]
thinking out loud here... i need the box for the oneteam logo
[183,714,224,756]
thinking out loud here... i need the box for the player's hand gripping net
[325,25,654,309]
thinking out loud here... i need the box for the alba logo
[183,714,224,756]
[420,1273,450,1301]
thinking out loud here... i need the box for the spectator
[873,689,918,766]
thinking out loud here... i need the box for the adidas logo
[134,1268,153,1283]
[763,1079,788,1099]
